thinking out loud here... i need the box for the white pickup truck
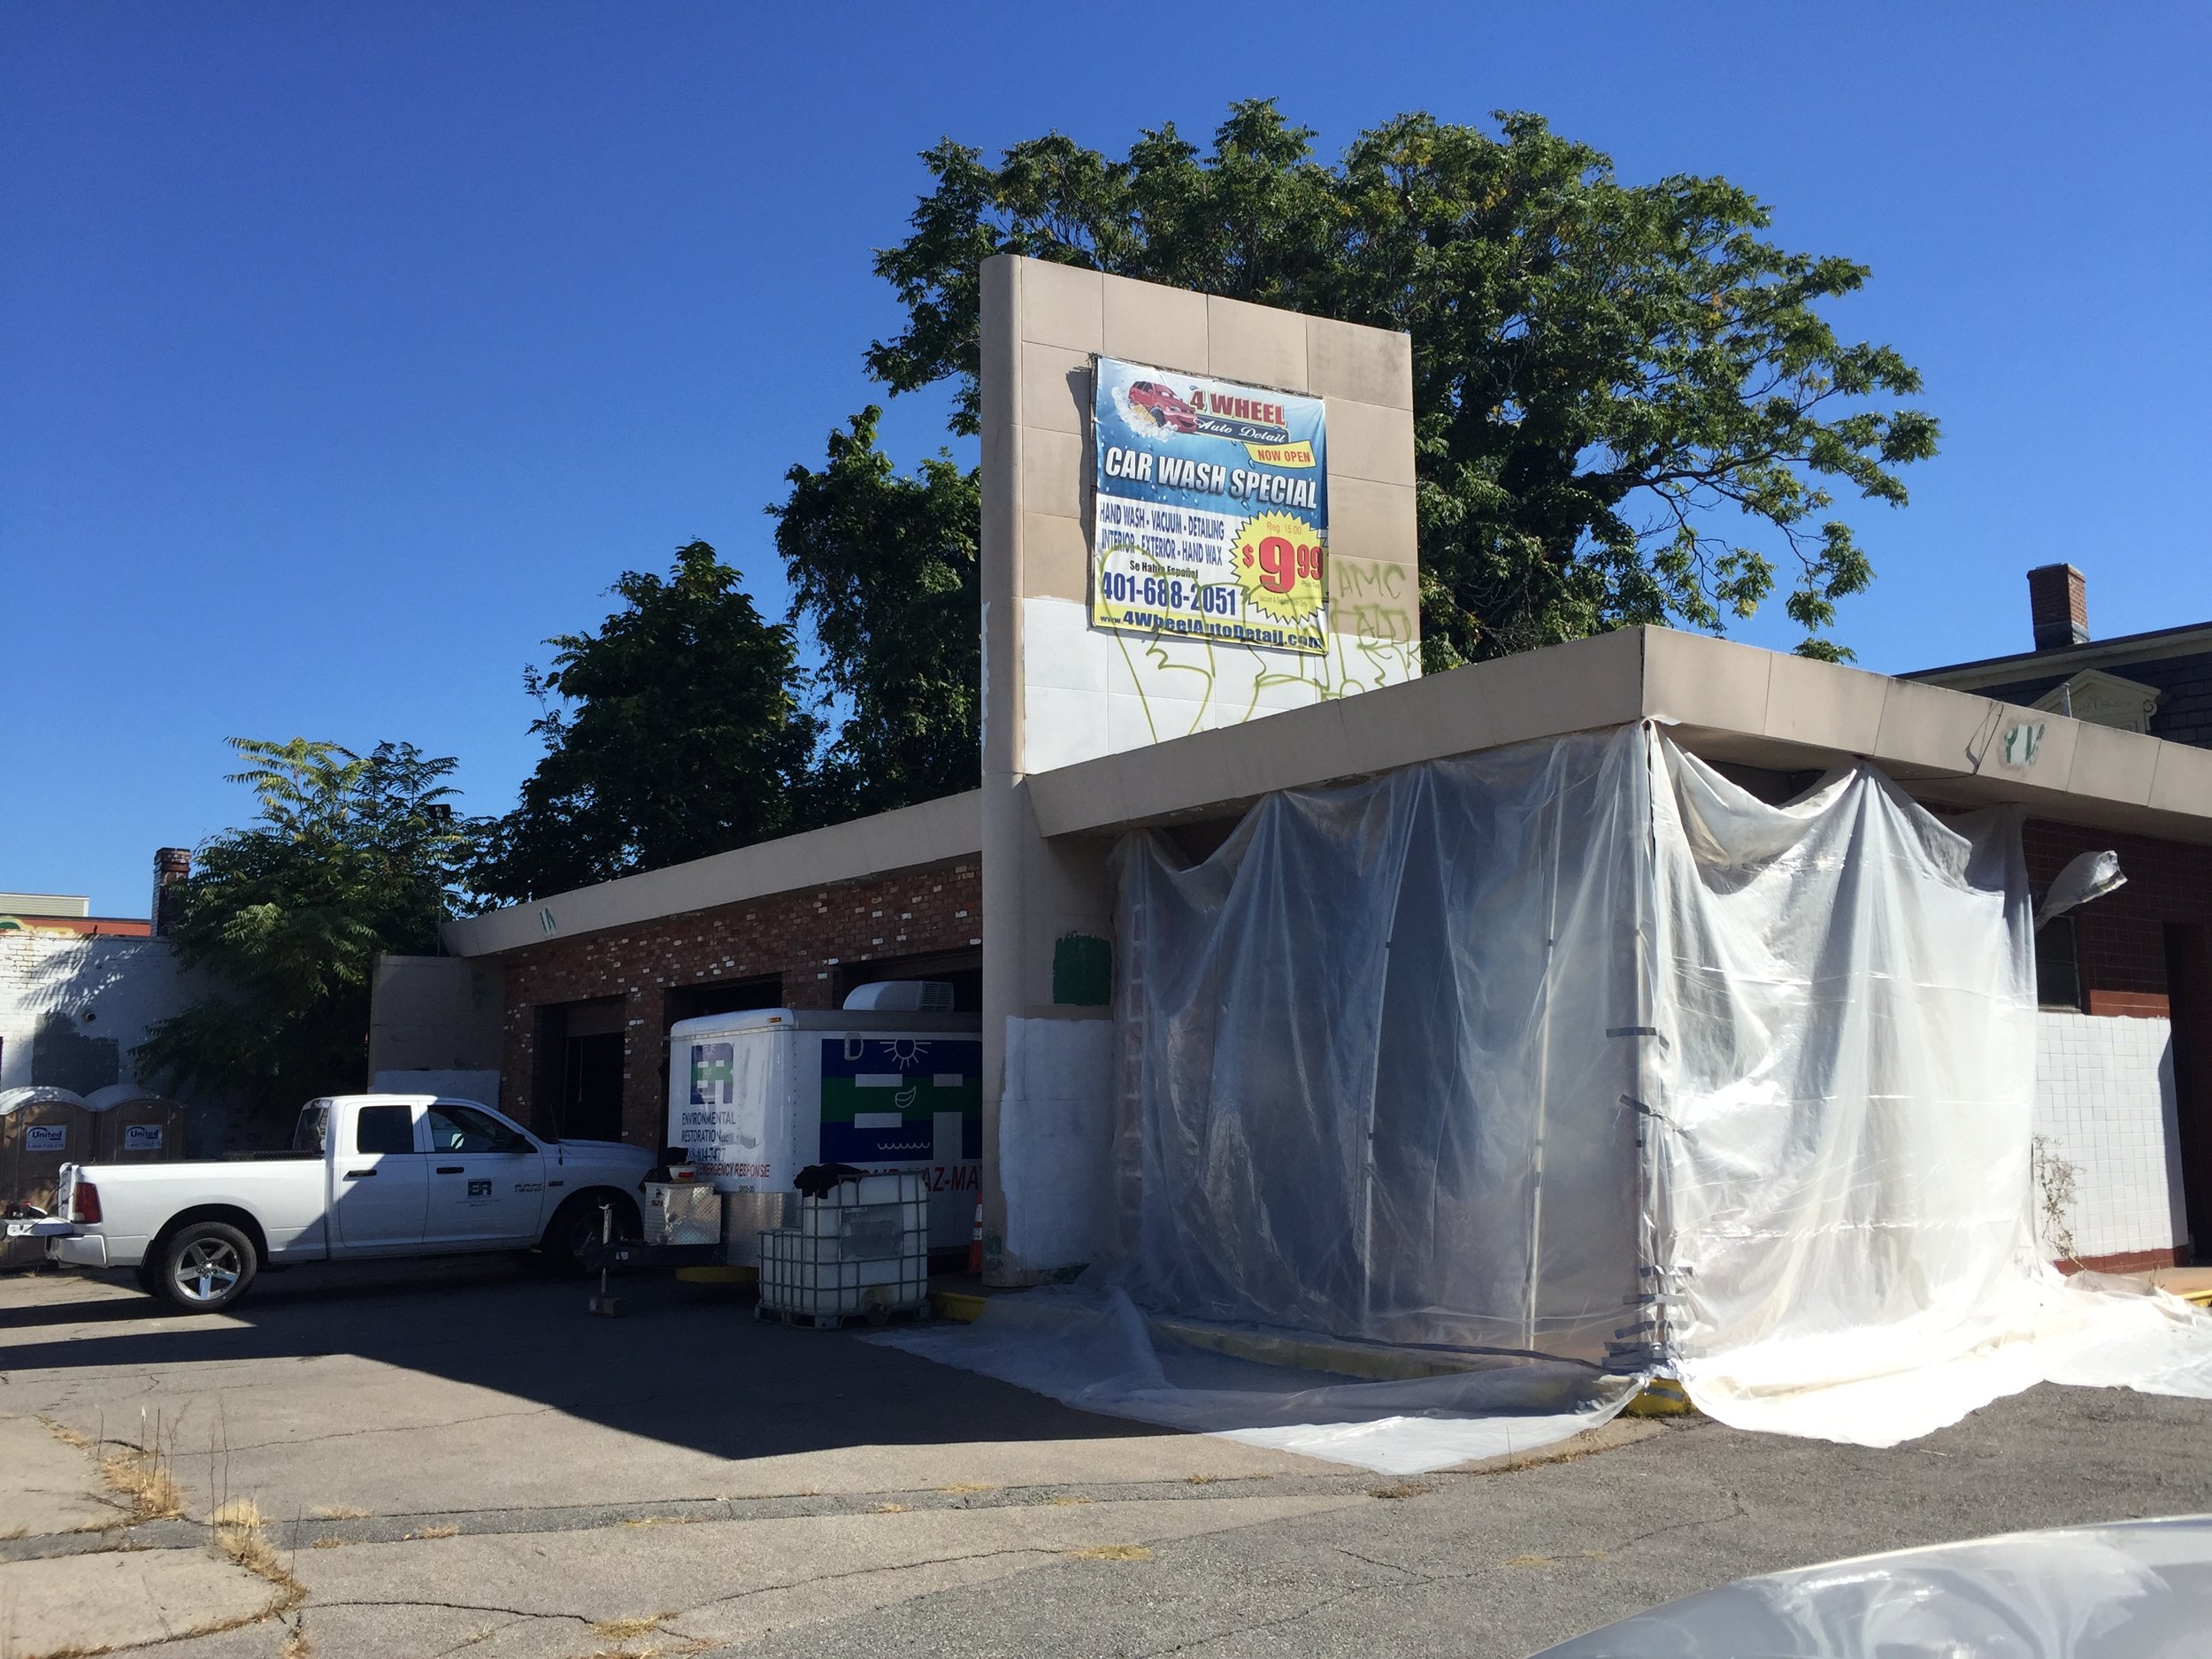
[38,1094,654,1312]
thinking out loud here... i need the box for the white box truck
[667,998,981,1253]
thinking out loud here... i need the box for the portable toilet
[2,1087,90,1267]
[1,1086,90,1210]
[82,1085,188,1164]
[667,988,982,1253]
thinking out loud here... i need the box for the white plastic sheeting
[1532,1515,2212,1658]
[894,723,2212,1467]
[873,1286,1639,1474]
[1110,726,1651,1364]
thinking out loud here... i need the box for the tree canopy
[868,100,1937,662]
[770,407,982,813]
[472,541,823,904]
[467,101,1942,910]
[136,738,477,1121]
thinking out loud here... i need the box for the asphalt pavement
[4,1256,2208,1659]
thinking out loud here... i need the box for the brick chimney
[2027,564,2088,652]
[151,848,191,938]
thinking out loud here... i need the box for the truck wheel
[539,1194,639,1277]
[156,1222,257,1313]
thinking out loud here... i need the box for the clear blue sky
[6,4,2208,915]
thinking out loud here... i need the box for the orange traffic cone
[967,1201,984,1274]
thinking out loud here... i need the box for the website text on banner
[1091,357,1329,655]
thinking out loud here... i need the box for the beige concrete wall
[367,956,507,1080]
[979,256,1422,1281]
[998,260,1422,777]
[1019,625,2212,849]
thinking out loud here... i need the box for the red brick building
[372,795,981,1151]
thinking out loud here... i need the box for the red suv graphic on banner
[1128,380,1200,434]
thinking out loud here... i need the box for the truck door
[419,1102,547,1248]
[332,1102,431,1254]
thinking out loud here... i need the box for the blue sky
[6,4,2208,914]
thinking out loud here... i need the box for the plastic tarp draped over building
[879,723,2212,1467]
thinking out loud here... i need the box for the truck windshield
[291,1103,328,1156]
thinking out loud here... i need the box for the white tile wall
[2033,1012,2188,1261]
[1018,595,1420,775]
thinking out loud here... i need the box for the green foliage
[472,541,824,903]
[869,101,1938,662]
[136,738,477,1120]
[770,408,982,814]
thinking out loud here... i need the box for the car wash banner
[1091,357,1329,654]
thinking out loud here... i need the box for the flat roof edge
[442,789,984,957]
[1025,627,2212,842]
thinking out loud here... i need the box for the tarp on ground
[879,723,2212,1468]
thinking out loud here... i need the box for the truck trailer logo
[688,1041,734,1106]
[818,1038,982,1164]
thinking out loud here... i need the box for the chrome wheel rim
[173,1239,242,1303]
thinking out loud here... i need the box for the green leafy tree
[867,101,1938,662]
[472,541,823,903]
[771,407,981,813]
[137,738,478,1123]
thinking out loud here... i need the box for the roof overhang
[1024,627,2212,845]
[1909,621,2212,689]
[442,789,984,958]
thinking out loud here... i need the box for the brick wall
[2024,820,2212,1012]
[492,859,981,1146]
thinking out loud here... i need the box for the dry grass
[1046,1495,1093,1507]
[938,1481,995,1494]
[208,1494,309,1638]
[1184,1473,1220,1486]
[103,1441,187,1521]
[402,1523,460,1540]
[280,1617,312,1658]
[310,1536,346,1549]
[213,1498,288,1584]
[1504,1553,1554,1568]
[618,1515,701,1529]
[1068,1543,1153,1562]
[310,1504,370,1520]
[872,1502,909,1514]
[1368,1480,1434,1501]
[592,1614,672,1640]
[39,1416,93,1452]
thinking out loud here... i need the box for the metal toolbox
[642,1181,722,1248]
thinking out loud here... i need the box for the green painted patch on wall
[1054,933,1112,1007]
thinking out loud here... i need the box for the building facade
[1910,566,2212,1271]
[374,263,2212,1283]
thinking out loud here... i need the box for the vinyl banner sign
[1092,357,1329,654]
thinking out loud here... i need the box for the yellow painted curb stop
[929,1288,989,1323]
[676,1264,757,1286]
[1624,1377,1695,1417]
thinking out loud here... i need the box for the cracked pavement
[5,1257,2211,1658]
